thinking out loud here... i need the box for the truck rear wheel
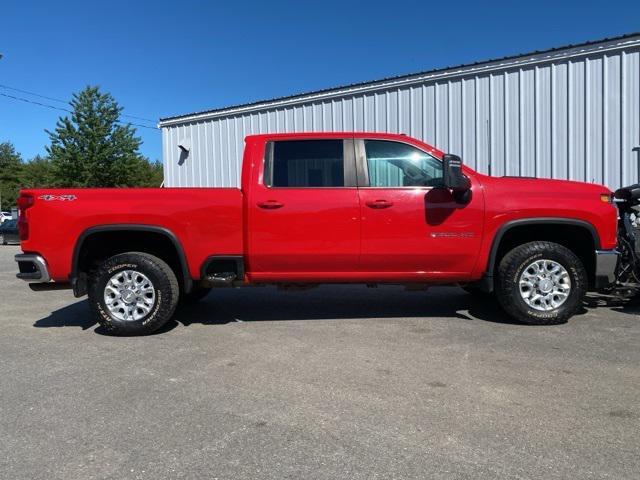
[88,252,179,336]
[495,241,587,325]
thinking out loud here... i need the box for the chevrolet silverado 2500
[15,132,625,335]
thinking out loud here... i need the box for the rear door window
[265,140,345,187]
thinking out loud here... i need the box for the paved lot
[1,245,639,479]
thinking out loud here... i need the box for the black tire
[178,285,211,306]
[495,241,587,325]
[88,252,179,336]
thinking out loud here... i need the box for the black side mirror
[443,154,471,191]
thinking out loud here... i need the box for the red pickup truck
[15,132,622,335]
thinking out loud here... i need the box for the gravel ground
[1,244,639,479]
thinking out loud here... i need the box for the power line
[0,83,68,104]
[0,83,157,124]
[0,92,159,130]
[0,91,71,112]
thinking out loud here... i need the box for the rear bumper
[15,254,51,283]
[594,249,619,288]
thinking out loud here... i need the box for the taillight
[17,194,34,241]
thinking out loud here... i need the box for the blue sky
[1,0,638,162]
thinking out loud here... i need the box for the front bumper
[594,249,619,288]
[15,254,51,283]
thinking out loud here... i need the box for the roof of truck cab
[246,131,412,139]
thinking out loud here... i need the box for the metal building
[159,33,640,191]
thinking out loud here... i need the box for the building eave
[158,32,640,128]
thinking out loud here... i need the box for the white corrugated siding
[161,36,640,191]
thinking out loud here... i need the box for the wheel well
[74,229,190,293]
[492,224,596,286]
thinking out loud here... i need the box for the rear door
[246,137,361,280]
[356,138,484,279]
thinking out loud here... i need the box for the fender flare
[481,217,601,290]
[71,224,193,296]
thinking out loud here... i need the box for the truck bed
[20,188,244,282]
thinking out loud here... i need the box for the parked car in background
[0,212,13,224]
[0,219,19,245]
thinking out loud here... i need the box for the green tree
[0,141,23,210]
[135,160,164,187]
[21,155,56,188]
[46,86,161,187]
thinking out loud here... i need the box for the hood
[476,173,611,196]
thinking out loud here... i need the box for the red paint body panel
[358,181,484,279]
[18,132,618,287]
[470,174,618,278]
[247,186,361,274]
[19,188,243,282]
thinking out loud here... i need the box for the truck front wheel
[88,252,179,335]
[495,241,587,325]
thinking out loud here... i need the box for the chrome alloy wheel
[518,259,571,311]
[103,270,156,321]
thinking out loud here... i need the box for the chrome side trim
[15,254,51,283]
[594,249,619,287]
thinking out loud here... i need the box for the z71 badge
[38,194,77,202]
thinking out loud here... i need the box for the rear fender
[71,224,192,297]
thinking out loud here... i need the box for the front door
[357,139,484,280]
[247,137,360,281]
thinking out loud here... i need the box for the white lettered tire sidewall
[88,252,179,335]
[496,241,587,325]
